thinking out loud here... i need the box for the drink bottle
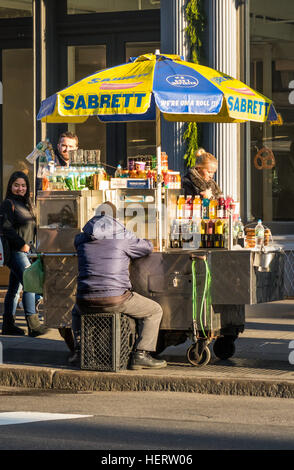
[184,196,193,219]
[237,217,245,247]
[209,199,218,219]
[114,164,122,178]
[214,218,224,248]
[223,219,229,248]
[255,219,264,249]
[192,196,201,219]
[200,219,207,248]
[207,220,215,248]
[217,195,225,219]
[202,198,210,219]
[177,195,185,219]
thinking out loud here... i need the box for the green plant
[183,0,205,167]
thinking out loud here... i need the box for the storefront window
[250,1,294,222]
[2,49,33,197]
[0,0,32,18]
[67,45,107,163]
[125,42,159,158]
[67,0,160,14]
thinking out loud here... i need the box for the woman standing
[0,171,48,336]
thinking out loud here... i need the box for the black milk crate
[81,312,136,372]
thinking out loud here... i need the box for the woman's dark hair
[5,171,34,215]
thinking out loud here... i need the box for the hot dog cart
[36,187,284,366]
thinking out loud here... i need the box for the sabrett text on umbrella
[62,93,147,110]
[227,95,270,116]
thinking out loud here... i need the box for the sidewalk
[0,298,294,398]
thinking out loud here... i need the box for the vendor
[55,131,79,167]
[182,148,222,199]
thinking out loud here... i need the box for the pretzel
[254,147,275,170]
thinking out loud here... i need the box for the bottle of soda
[207,220,215,248]
[217,195,225,219]
[114,164,122,178]
[237,217,245,247]
[177,195,185,219]
[209,199,218,219]
[200,219,207,248]
[192,195,201,220]
[184,196,193,219]
[202,198,210,219]
[214,219,224,248]
[255,219,264,249]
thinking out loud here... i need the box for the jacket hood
[82,215,134,240]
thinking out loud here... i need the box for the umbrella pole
[156,106,163,252]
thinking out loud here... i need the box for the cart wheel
[187,343,211,367]
[213,336,236,360]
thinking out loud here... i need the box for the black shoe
[2,323,25,336]
[129,350,167,370]
[68,351,81,367]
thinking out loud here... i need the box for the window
[2,49,33,197]
[67,0,160,15]
[125,42,159,158]
[250,1,294,223]
[0,0,32,18]
[67,45,107,163]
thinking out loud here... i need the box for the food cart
[36,184,284,366]
[35,52,283,366]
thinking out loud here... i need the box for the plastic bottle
[207,220,215,248]
[114,164,122,178]
[202,198,210,219]
[65,170,74,191]
[184,196,193,219]
[209,199,218,219]
[217,195,225,219]
[223,220,229,248]
[255,219,265,249]
[192,196,201,220]
[200,219,207,248]
[177,195,185,219]
[214,219,224,248]
[79,168,87,190]
[237,217,245,247]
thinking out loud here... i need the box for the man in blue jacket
[70,202,166,370]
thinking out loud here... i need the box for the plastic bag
[23,255,44,294]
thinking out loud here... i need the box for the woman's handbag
[23,255,44,294]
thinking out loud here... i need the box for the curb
[1,365,294,398]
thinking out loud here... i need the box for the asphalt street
[0,389,294,450]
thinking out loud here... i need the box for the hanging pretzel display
[254,147,276,170]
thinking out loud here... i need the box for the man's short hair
[58,131,79,147]
[95,201,117,219]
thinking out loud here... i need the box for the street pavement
[0,296,294,398]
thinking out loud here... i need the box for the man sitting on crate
[70,201,167,370]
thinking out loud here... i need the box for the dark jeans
[72,291,163,352]
[4,251,37,319]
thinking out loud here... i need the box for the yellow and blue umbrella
[37,52,278,251]
[37,52,278,124]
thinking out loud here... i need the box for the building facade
[0,0,293,242]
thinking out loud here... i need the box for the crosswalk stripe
[0,412,92,426]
